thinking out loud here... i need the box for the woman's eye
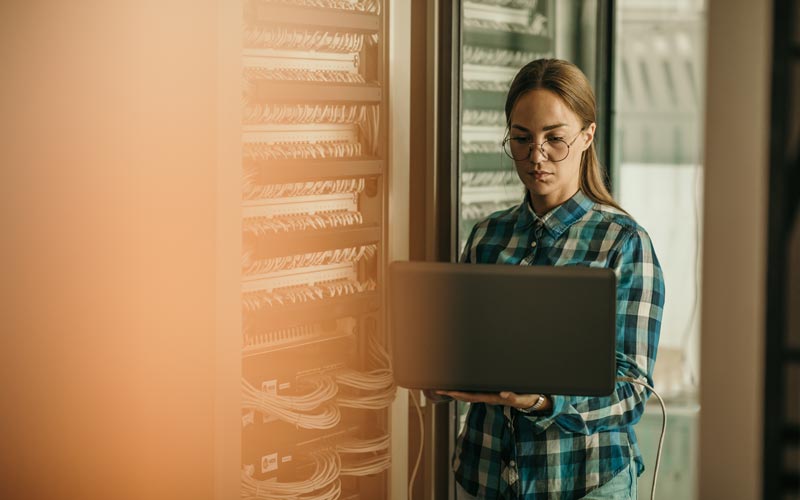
[511,137,530,144]
[547,136,565,142]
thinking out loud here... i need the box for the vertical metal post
[594,0,616,189]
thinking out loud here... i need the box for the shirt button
[510,460,516,467]
[530,241,537,248]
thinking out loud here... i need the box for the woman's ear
[580,123,597,152]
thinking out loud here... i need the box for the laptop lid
[389,261,617,396]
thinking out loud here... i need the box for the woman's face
[508,89,595,214]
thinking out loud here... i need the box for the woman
[436,59,665,499]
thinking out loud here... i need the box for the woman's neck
[529,188,580,216]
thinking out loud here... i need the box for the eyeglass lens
[503,138,569,162]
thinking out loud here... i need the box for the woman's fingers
[433,390,542,409]
[436,391,504,405]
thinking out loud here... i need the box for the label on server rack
[261,453,279,474]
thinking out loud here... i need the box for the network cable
[241,376,341,429]
[241,448,340,499]
[617,376,667,500]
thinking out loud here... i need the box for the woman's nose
[530,144,547,163]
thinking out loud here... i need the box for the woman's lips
[530,171,552,180]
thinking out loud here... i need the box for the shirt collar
[515,190,595,238]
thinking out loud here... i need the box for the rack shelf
[248,225,381,259]
[463,89,506,111]
[247,158,383,184]
[461,152,509,172]
[463,29,552,52]
[251,81,382,103]
[247,291,381,332]
[253,3,380,32]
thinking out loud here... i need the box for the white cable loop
[616,376,667,500]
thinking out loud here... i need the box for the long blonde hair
[504,58,624,212]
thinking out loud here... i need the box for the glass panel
[458,0,555,255]
[612,1,706,498]
[455,0,602,435]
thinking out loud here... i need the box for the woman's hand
[436,390,548,411]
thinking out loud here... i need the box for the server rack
[225,1,396,498]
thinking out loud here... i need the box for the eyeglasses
[501,129,584,162]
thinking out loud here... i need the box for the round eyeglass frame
[501,129,585,162]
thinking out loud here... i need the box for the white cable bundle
[461,201,515,221]
[463,15,548,36]
[357,104,380,156]
[463,45,550,68]
[336,434,391,477]
[335,365,394,410]
[462,141,503,154]
[462,109,506,127]
[339,452,391,476]
[464,79,511,92]
[335,434,391,454]
[258,0,381,14]
[244,141,363,161]
[244,26,366,53]
[472,0,539,7]
[241,377,341,429]
[243,210,364,236]
[366,328,392,369]
[462,171,521,188]
[335,328,395,409]
[241,448,341,499]
[244,67,365,84]
[243,244,377,275]
[242,278,377,312]
[243,177,366,201]
[243,103,369,126]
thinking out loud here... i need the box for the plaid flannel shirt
[453,189,665,499]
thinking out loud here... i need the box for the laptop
[389,261,617,397]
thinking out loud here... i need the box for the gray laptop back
[389,261,617,396]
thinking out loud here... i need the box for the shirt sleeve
[521,228,665,435]
[459,224,479,264]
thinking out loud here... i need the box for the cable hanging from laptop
[617,376,667,500]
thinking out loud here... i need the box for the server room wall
[1,2,219,500]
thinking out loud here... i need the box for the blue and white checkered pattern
[453,190,665,499]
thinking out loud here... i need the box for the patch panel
[239,0,389,497]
